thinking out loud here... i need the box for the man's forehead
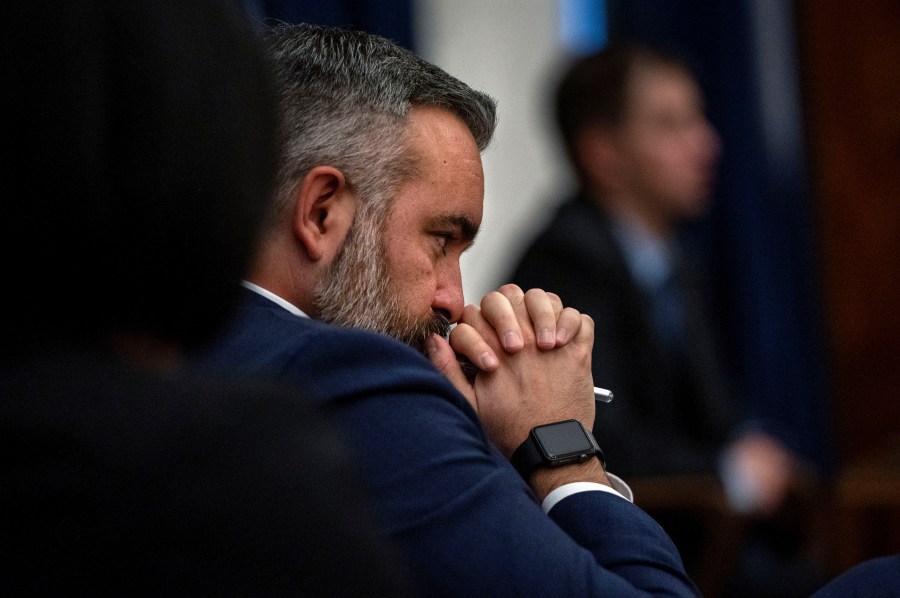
[389,107,485,219]
[404,106,483,163]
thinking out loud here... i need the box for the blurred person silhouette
[1,1,412,595]
[509,41,826,596]
[192,23,701,596]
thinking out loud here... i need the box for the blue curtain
[243,0,413,49]
[605,0,832,473]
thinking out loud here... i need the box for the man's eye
[433,233,454,254]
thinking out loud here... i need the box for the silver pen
[593,387,614,403]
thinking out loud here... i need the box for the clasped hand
[426,284,595,457]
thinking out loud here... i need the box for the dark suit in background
[510,194,739,477]
[509,40,828,597]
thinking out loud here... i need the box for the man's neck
[584,184,674,242]
[604,196,672,243]
[245,248,318,317]
[246,229,321,317]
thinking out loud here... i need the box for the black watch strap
[511,420,605,479]
[510,433,545,478]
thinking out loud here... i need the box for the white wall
[414,0,576,304]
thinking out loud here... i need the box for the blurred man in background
[510,41,825,596]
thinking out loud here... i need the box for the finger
[448,323,500,372]
[480,290,524,352]
[546,291,564,316]
[572,313,595,351]
[497,283,539,339]
[523,288,557,350]
[458,303,504,354]
[555,306,583,346]
[425,334,478,413]
[497,283,528,315]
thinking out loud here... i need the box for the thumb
[425,333,478,413]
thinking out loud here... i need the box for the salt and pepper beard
[313,209,451,354]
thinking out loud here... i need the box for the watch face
[533,420,594,459]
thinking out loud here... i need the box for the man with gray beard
[193,23,698,596]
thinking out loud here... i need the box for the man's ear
[292,166,356,262]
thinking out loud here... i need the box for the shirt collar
[241,280,309,318]
[608,214,675,292]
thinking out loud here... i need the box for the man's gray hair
[263,23,498,226]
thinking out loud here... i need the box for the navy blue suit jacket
[193,289,699,596]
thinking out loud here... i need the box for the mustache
[431,310,452,339]
[405,310,451,354]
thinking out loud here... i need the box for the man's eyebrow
[430,214,480,243]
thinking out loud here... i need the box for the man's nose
[432,264,465,323]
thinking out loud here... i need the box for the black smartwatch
[511,419,605,479]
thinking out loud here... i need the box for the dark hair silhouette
[4,0,278,354]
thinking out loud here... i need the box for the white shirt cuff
[542,473,634,513]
